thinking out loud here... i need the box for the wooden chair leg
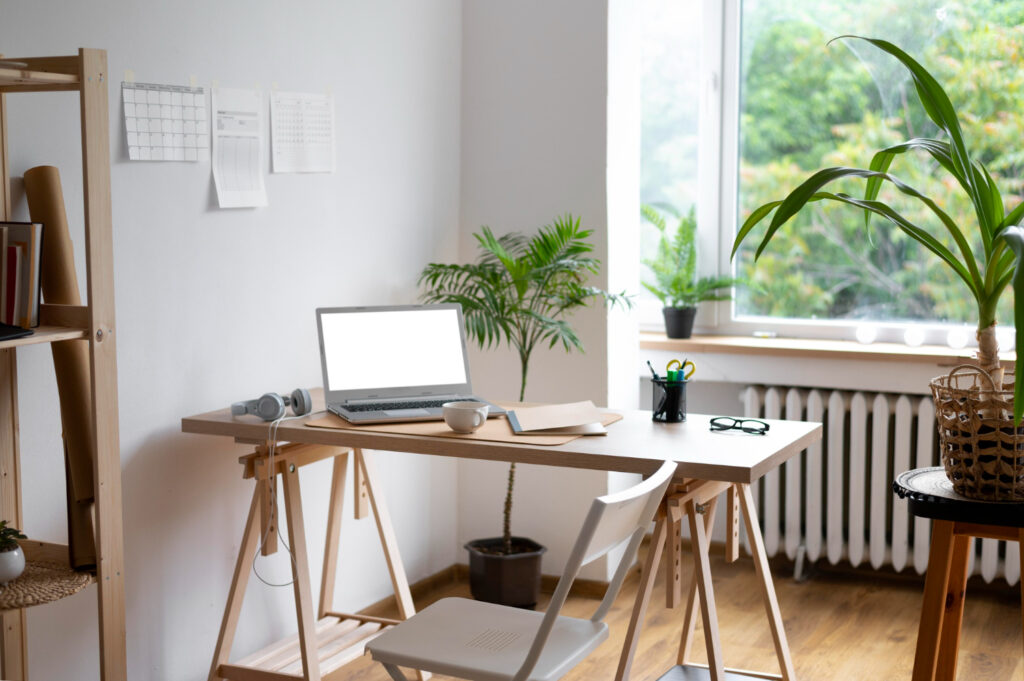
[686,498,725,681]
[319,452,350,618]
[208,487,262,681]
[913,519,956,681]
[615,506,669,681]
[738,483,795,681]
[678,497,719,665]
[282,462,323,681]
[357,450,429,681]
[935,535,971,681]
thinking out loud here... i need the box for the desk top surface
[182,396,822,484]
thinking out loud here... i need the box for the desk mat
[304,411,623,446]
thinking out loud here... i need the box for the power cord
[251,411,324,588]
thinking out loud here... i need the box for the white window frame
[646,0,990,351]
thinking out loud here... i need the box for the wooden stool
[208,443,427,681]
[893,467,1024,681]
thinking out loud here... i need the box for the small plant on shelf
[0,520,27,584]
[642,203,740,338]
[0,521,25,552]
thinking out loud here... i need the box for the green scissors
[665,358,695,381]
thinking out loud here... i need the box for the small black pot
[663,306,697,339]
[465,537,546,609]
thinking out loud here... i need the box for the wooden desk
[183,399,821,681]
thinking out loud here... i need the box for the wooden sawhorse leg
[208,445,426,681]
[616,482,797,681]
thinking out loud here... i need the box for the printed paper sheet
[122,82,209,162]
[211,88,267,208]
[270,91,335,173]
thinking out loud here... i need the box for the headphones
[231,388,312,421]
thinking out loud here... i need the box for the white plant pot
[0,546,25,584]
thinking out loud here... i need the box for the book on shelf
[1,222,43,329]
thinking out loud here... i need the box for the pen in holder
[651,377,686,423]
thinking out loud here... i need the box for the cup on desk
[443,401,489,433]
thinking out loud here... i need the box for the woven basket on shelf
[930,364,1024,501]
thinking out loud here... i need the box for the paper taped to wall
[211,87,267,208]
[122,82,209,162]
[270,91,336,173]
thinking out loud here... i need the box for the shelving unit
[0,50,126,681]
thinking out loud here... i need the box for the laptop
[316,304,506,424]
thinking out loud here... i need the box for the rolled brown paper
[23,167,96,506]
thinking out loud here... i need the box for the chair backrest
[511,460,676,681]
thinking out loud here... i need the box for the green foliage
[733,36,1024,421]
[641,203,739,308]
[419,215,630,550]
[0,520,25,553]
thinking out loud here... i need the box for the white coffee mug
[443,401,489,433]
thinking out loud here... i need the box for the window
[641,0,1024,344]
[638,0,702,324]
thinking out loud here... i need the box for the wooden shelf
[0,560,93,612]
[218,616,390,680]
[0,326,88,350]
[0,65,78,92]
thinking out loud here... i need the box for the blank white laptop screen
[321,308,468,392]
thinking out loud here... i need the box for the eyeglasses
[709,416,770,435]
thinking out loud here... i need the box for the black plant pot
[663,306,697,339]
[465,537,546,609]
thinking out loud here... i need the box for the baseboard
[358,564,461,618]
[453,564,611,600]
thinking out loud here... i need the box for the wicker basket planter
[931,364,1024,501]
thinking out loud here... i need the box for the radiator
[742,385,1020,586]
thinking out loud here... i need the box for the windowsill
[639,332,1016,366]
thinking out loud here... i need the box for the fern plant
[420,214,630,552]
[732,36,1024,422]
[642,203,739,308]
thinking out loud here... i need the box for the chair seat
[367,597,609,681]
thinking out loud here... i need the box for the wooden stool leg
[282,462,322,681]
[208,487,262,681]
[738,483,795,681]
[357,451,429,681]
[678,497,719,665]
[913,519,957,681]
[319,452,350,618]
[1019,529,1023,667]
[935,535,971,681]
[686,498,725,681]
[615,506,669,681]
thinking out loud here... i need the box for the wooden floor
[341,545,1023,681]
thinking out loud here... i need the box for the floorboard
[341,545,1023,680]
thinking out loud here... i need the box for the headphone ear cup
[255,393,286,421]
[290,388,312,416]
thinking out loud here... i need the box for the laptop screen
[319,307,469,393]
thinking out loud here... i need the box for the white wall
[1,2,462,679]
[457,0,641,581]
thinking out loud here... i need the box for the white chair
[367,459,677,681]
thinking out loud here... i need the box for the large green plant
[642,203,739,308]
[420,214,630,551]
[733,36,1024,421]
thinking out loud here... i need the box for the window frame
[644,0,990,350]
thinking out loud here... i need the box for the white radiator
[742,385,1020,586]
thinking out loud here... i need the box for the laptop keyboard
[344,399,452,413]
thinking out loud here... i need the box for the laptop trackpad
[384,408,431,417]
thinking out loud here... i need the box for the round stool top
[893,467,1024,528]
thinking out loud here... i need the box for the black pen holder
[651,378,687,423]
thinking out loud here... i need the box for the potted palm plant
[420,214,630,607]
[0,520,26,585]
[642,204,739,338]
[733,36,1024,500]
